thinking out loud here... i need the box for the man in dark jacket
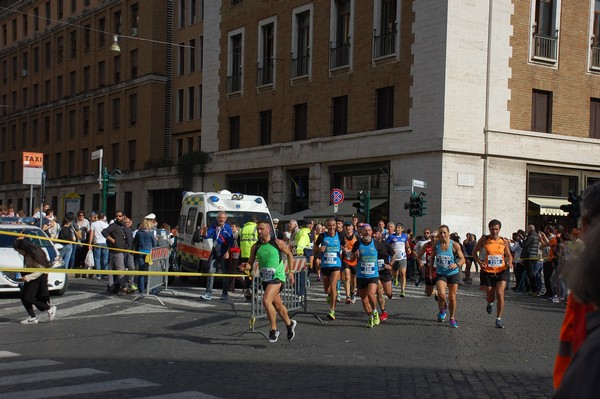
[519,224,540,294]
[102,211,129,293]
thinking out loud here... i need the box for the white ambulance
[176,190,273,273]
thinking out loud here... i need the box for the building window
[179,0,186,28]
[332,95,348,135]
[98,18,106,48]
[69,70,76,96]
[227,31,243,93]
[111,143,119,170]
[591,1,600,69]
[112,98,120,129]
[83,66,90,91]
[131,3,139,35]
[199,36,204,70]
[45,1,51,25]
[57,0,64,19]
[114,55,121,84]
[56,113,63,142]
[55,152,62,177]
[291,7,312,78]
[330,0,352,68]
[374,0,397,58]
[114,10,122,35]
[82,148,89,175]
[69,30,77,58]
[33,47,39,73]
[189,39,196,73]
[68,109,76,138]
[97,102,105,132]
[258,20,275,86]
[590,98,600,138]
[68,150,75,177]
[190,0,197,24]
[294,103,308,141]
[98,60,105,86]
[260,110,272,145]
[32,119,39,145]
[23,14,28,36]
[57,75,64,99]
[44,41,51,69]
[34,7,40,31]
[82,105,90,135]
[128,140,136,171]
[21,122,27,148]
[178,43,185,75]
[188,86,195,120]
[531,89,553,133]
[376,86,394,129]
[198,84,203,118]
[2,61,6,83]
[129,94,137,125]
[229,116,240,149]
[71,0,76,13]
[177,89,184,122]
[84,25,91,53]
[531,0,560,63]
[131,49,138,79]
[44,116,50,143]
[57,36,64,64]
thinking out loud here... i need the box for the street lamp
[110,35,121,52]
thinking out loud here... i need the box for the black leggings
[21,274,50,318]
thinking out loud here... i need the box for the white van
[176,190,273,273]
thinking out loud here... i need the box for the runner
[241,220,297,343]
[351,224,380,328]
[416,229,437,300]
[472,219,513,329]
[429,225,465,328]
[315,218,345,320]
[387,222,411,296]
[341,221,358,304]
[373,227,396,322]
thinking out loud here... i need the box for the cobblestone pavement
[0,274,563,398]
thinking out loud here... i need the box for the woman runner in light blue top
[429,225,465,328]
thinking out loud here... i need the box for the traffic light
[404,192,426,217]
[106,173,117,197]
[560,190,581,220]
[353,190,371,222]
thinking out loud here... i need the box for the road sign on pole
[331,188,344,205]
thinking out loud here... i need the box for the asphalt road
[0,274,563,398]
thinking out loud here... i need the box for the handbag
[84,248,95,268]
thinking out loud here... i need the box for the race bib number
[260,268,276,282]
[361,261,375,275]
[487,255,503,268]
[436,255,452,271]
[323,252,338,265]
[378,259,385,270]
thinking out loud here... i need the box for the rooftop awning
[311,198,387,218]
[528,197,568,216]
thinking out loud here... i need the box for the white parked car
[0,219,68,295]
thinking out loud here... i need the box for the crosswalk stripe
[3,378,159,399]
[137,391,221,399]
[0,368,107,387]
[0,351,19,359]
[0,359,61,371]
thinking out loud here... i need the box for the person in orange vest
[553,182,600,390]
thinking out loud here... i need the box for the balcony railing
[330,42,350,69]
[373,30,396,58]
[257,60,274,86]
[591,46,600,69]
[291,52,310,78]
[227,72,242,93]
[533,34,558,62]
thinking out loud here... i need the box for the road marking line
[0,359,61,371]
[3,378,158,399]
[136,391,221,399]
[0,368,107,387]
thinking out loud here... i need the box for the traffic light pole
[101,166,108,215]
[412,192,417,237]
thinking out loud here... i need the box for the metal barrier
[132,246,175,305]
[246,256,323,338]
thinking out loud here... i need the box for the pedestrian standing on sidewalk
[472,219,513,329]
[14,238,56,324]
[240,220,297,343]
[133,216,157,294]
[429,225,465,328]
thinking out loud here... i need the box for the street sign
[412,179,427,189]
[91,149,103,160]
[331,188,344,204]
[334,204,339,214]
[22,152,44,185]
[394,185,411,192]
